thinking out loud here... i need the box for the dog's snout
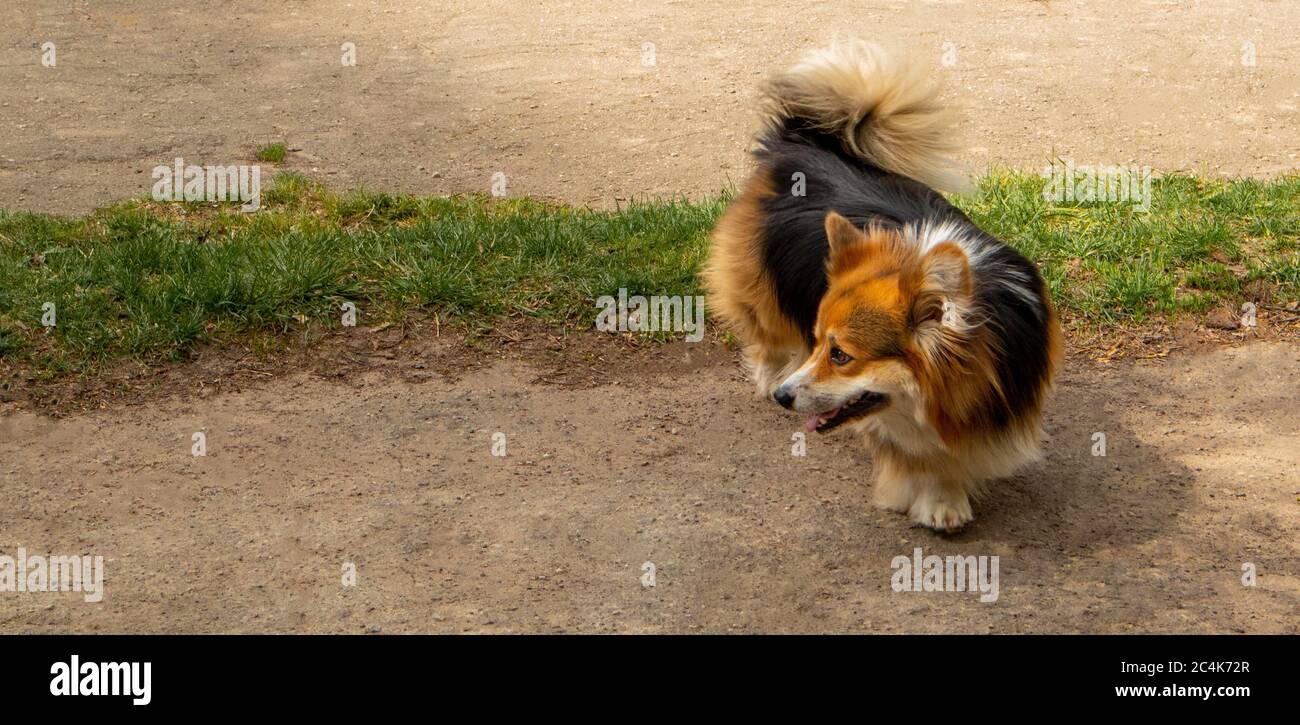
[773,386,795,409]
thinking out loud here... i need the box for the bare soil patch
[3,1,1297,213]
[2,335,1296,632]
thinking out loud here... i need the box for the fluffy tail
[760,40,966,192]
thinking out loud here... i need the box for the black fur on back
[753,120,1053,426]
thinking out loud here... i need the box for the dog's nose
[773,387,795,409]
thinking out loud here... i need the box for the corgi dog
[704,40,1062,531]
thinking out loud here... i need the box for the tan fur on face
[812,213,1021,447]
[779,213,1058,530]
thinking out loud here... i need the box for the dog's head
[774,212,980,438]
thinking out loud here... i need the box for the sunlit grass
[1,171,1296,378]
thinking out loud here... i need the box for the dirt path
[1,2,1297,632]
[3,1,1297,214]
[0,339,1296,633]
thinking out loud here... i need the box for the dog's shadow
[932,356,1198,553]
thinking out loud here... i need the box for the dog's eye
[829,346,853,366]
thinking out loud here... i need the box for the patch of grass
[255,142,288,163]
[1250,254,1300,300]
[955,172,1300,323]
[1181,261,1240,294]
[1,171,1296,378]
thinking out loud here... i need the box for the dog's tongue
[804,408,839,432]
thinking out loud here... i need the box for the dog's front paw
[908,492,973,532]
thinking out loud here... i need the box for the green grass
[1,171,1296,379]
[255,142,288,163]
[959,173,1299,323]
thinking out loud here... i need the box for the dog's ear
[910,241,973,329]
[824,212,871,276]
